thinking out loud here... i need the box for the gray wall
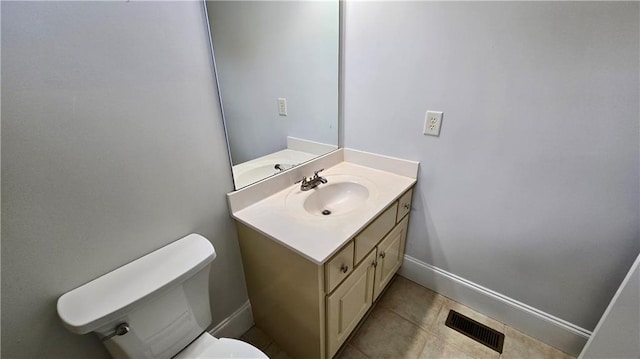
[344,1,640,330]
[207,1,339,164]
[1,2,248,358]
[580,253,640,358]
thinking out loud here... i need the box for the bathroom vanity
[227,149,418,359]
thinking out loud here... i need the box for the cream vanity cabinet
[236,188,414,359]
[326,213,409,357]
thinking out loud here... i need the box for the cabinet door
[373,216,408,301]
[326,250,377,358]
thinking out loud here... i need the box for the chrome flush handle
[102,322,130,341]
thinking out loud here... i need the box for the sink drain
[322,209,332,216]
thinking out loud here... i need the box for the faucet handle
[295,176,308,184]
[313,168,325,177]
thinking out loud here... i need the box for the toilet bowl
[57,234,267,359]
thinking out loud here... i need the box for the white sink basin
[286,175,377,217]
[304,182,369,216]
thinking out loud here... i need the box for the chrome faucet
[296,169,328,191]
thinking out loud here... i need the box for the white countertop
[230,161,416,264]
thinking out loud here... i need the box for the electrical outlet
[423,111,443,136]
[278,98,287,116]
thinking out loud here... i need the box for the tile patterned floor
[240,276,575,359]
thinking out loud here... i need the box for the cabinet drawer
[354,203,398,265]
[325,241,355,293]
[396,188,413,222]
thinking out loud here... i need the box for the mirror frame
[202,0,344,190]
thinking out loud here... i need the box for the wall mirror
[205,1,340,190]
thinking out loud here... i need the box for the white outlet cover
[278,98,287,116]
[424,111,443,136]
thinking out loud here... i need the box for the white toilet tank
[57,234,216,359]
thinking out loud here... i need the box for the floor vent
[445,310,505,353]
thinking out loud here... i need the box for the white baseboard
[210,300,254,339]
[399,255,591,357]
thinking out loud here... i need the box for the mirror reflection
[206,1,340,189]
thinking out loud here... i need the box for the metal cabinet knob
[380,252,386,259]
[372,260,378,268]
[403,203,410,210]
[340,264,349,273]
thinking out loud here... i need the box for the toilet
[57,234,267,359]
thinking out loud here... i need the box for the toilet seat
[175,332,268,359]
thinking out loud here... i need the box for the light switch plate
[424,111,443,136]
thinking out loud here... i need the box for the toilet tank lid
[57,233,216,335]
